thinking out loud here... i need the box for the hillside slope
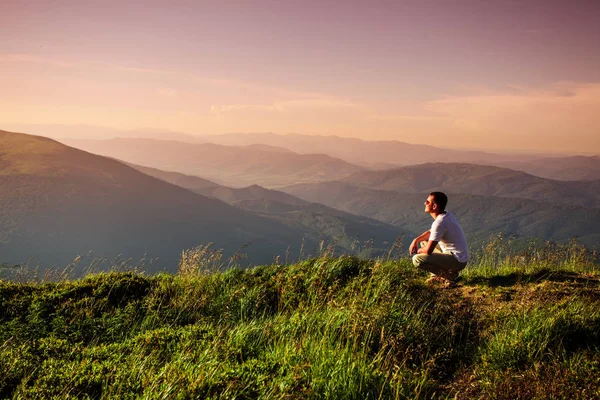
[498,155,600,181]
[282,181,600,247]
[0,130,316,271]
[131,165,410,255]
[1,256,598,398]
[341,163,600,208]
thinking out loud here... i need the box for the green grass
[1,242,599,399]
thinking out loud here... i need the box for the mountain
[130,164,307,210]
[243,144,293,153]
[1,124,206,142]
[62,138,365,188]
[281,181,600,248]
[130,165,410,256]
[339,163,600,208]
[498,156,600,181]
[0,130,320,272]
[198,132,540,168]
[125,164,221,191]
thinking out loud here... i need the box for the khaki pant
[412,242,466,278]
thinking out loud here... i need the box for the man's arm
[409,230,431,255]
[417,239,439,255]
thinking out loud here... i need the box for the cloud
[426,82,600,118]
[158,88,178,97]
[210,104,281,114]
[0,53,77,67]
[0,53,175,75]
[421,82,600,151]
[210,96,365,115]
[1,52,354,109]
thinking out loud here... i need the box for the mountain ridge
[339,162,600,208]
[281,180,600,248]
[129,163,410,255]
[62,137,365,188]
[0,130,317,270]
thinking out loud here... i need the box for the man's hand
[409,239,419,256]
[410,231,431,256]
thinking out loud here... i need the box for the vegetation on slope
[282,181,600,248]
[1,240,599,399]
[340,163,600,208]
[0,130,321,270]
[129,164,410,257]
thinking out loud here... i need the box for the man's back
[430,212,469,263]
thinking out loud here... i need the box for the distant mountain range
[2,124,205,143]
[62,138,364,188]
[339,163,600,208]
[198,132,541,168]
[0,130,406,272]
[200,133,600,181]
[3,126,599,269]
[130,164,410,257]
[0,130,322,271]
[13,124,599,180]
[497,156,600,181]
[132,160,600,249]
[281,181,600,248]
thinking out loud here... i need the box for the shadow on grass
[462,269,600,288]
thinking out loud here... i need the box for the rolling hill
[0,130,321,272]
[281,181,600,248]
[497,155,600,181]
[130,165,410,256]
[339,163,600,208]
[62,138,364,188]
[198,132,540,168]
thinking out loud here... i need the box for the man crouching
[409,192,469,287]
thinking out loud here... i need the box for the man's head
[424,191,448,214]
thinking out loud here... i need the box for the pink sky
[2,0,600,153]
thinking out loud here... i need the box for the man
[409,192,469,286]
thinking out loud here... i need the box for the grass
[1,238,599,399]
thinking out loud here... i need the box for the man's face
[424,195,436,213]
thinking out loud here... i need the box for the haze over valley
[2,0,600,273]
[1,130,409,272]
[2,126,599,274]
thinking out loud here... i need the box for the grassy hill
[0,130,320,271]
[62,137,365,188]
[1,244,598,398]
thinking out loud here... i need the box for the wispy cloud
[417,81,600,151]
[426,82,600,116]
[1,52,356,110]
[158,88,178,97]
[210,104,281,114]
[0,53,78,67]
[210,97,366,115]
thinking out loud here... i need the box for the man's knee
[412,254,428,268]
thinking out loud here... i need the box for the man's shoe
[441,270,460,283]
[425,275,447,285]
[426,272,459,288]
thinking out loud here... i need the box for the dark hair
[430,192,448,211]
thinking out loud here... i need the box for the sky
[1,0,600,154]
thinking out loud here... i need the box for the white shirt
[429,212,470,263]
